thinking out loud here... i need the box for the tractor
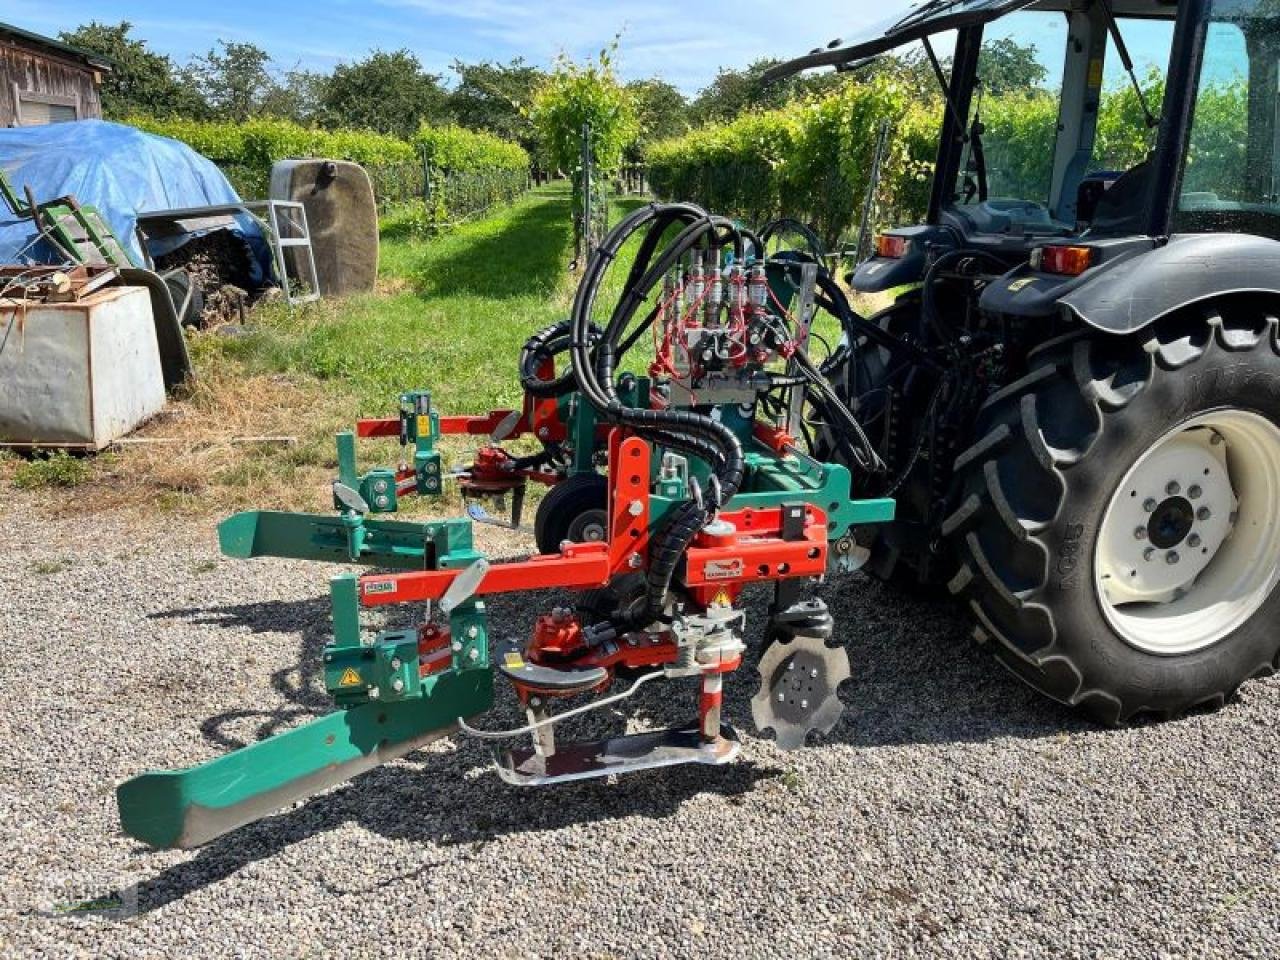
[766,0,1280,723]
[115,0,1280,849]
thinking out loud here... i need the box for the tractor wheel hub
[1096,412,1280,655]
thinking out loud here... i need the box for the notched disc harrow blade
[750,634,850,750]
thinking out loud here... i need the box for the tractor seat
[498,654,607,695]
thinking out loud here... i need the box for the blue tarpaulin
[0,119,269,282]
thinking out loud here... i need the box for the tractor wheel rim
[1095,409,1280,656]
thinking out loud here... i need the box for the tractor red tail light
[875,234,911,259]
[1031,245,1096,276]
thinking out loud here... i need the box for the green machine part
[117,572,494,850]
[116,666,492,849]
[333,391,443,516]
[117,500,497,850]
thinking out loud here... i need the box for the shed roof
[0,22,114,72]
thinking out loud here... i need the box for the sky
[7,1,1184,96]
[6,0,919,94]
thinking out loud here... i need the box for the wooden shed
[0,23,110,127]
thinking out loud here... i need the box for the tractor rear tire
[534,473,609,555]
[946,298,1280,723]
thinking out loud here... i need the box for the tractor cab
[774,0,1280,286]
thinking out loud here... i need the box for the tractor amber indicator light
[875,234,911,259]
[1032,245,1096,276]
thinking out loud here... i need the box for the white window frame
[11,84,81,126]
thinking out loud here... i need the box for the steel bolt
[787,661,795,671]
[390,658,402,670]
[627,552,643,569]
[1134,526,1148,541]
[1144,548,1156,562]
[392,678,404,692]
[1166,551,1180,565]
[451,641,462,652]
[627,499,644,517]
[1143,498,1158,513]
[468,648,479,661]
[800,699,809,709]
[537,427,549,439]
[1188,484,1202,500]
[810,668,819,678]
[1166,481,1181,496]
[1197,507,1212,522]
[1188,533,1203,548]
[777,692,785,702]
[467,626,479,639]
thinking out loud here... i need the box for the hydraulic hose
[568,203,751,631]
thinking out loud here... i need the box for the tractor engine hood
[762,0,1038,83]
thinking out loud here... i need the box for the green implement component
[117,667,493,849]
[648,449,894,538]
[218,510,478,570]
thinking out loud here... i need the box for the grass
[2,181,875,517]
[12,452,92,490]
[1,182,644,515]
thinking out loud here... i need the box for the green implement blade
[117,668,492,849]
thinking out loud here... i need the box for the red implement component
[752,422,796,454]
[683,504,828,596]
[459,446,525,494]
[608,432,652,572]
[417,623,452,676]
[357,409,531,439]
[528,610,586,658]
[512,610,681,702]
[359,543,612,606]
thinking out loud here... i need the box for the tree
[687,58,846,125]
[530,49,638,174]
[625,78,688,156]
[318,50,449,137]
[977,37,1048,95]
[188,40,277,121]
[259,68,326,124]
[689,59,786,125]
[58,21,205,118]
[448,58,544,152]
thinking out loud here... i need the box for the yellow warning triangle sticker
[711,588,733,607]
[338,667,363,687]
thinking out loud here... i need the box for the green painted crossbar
[217,510,477,570]
[117,668,493,849]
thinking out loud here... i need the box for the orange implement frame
[355,429,828,609]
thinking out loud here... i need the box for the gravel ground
[1,500,1277,959]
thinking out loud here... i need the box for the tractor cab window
[1174,0,1280,239]
[946,7,1174,235]
[953,10,1070,209]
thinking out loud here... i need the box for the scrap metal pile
[117,204,894,849]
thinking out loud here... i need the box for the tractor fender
[1059,233,1280,334]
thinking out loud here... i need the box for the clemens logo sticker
[363,580,397,596]
[704,558,744,580]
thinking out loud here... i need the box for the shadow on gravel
[151,597,334,750]
[130,746,778,912]
[134,573,1086,910]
